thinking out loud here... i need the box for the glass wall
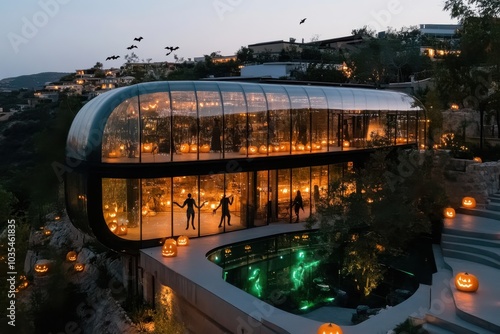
[97,83,425,163]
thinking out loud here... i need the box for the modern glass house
[65,81,426,253]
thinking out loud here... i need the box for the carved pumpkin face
[34,260,50,274]
[108,222,118,233]
[142,143,152,153]
[66,251,77,262]
[462,197,476,208]
[177,235,189,246]
[455,272,479,292]
[244,245,252,253]
[189,144,198,153]
[162,241,177,257]
[74,263,85,272]
[444,207,456,218]
[43,229,52,236]
[239,147,247,155]
[317,322,343,334]
[248,146,258,155]
[116,224,128,236]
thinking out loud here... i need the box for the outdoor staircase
[422,192,500,334]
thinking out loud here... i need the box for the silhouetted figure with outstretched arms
[173,193,205,230]
[214,194,233,227]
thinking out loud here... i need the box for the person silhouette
[173,193,206,230]
[291,190,304,223]
[214,194,234,227]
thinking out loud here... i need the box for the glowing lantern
[461,197,476,208]
[177,235,189,246]
[142,143,153,153]
[66,251,78,262]
[116,224,128,236]
[258,145,268,154]
[443,207,456,218]
[74,263,85,272]
[162,240,178,257]
[473,157,482,163]
[317,322,343,334]
[34,260,50,274]
[18,280,29,290]
[248,146,258,155]
[180,143,190,153]
[189,144,198,153]
[239,147,247,155]
[200,144,210,153]
[455,272,479,292]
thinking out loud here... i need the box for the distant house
[241,62,307,79]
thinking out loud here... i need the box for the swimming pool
[207,230,424,316]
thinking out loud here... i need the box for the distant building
[419,24,461,39]
[241,62,306,79]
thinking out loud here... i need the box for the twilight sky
[0,0,457,80]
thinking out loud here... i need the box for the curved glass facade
[65,81,426,253]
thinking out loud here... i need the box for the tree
[236,46,254,63]
[310,149,447,297]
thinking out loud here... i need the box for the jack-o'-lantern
[18,280,29,290]
[224,248,232,256]
[312,142,322,150]
[473,157,482,163]
[248,146,258,155]
[108,151,119,158]
[179,143,190,153]
[189,144,198,153]
[66,251,78,262]
[317,322,343,334]
[108,222,118,233]
[34,260,50,274]
[43,229,52,236]
[279,143,290,152]
[258,145,268,154]
[162,240,178,257]
[200,144,210,153]
[297,144,305,151]
[116,224,128,236]
[74,263,85,272]
[244,244,252,253]
[455,272,479,292]
[343,141,350,148]
[443,207,456,218]
[177,235,189,246]
[239,146,247,155]
[142,143,153,153]
[461,197,476,208]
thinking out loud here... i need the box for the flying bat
[299,18,307,24]
[134,36,143,42]
[106,55,120,60]
[127,45,138,50]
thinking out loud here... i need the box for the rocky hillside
[0,72,71,90]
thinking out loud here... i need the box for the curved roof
[66,81,424,162]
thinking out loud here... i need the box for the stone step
[442,249,500,270]
[485,201,500,212]
[425,313,496,334]
[488,197,500,203]
[421,323,455,334]
[441,241,500,266]
[441,234,500,249]
[456,207,500,221]
[488,193,500,199]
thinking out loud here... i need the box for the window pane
[142,178,172,239]
[139,93,171,163]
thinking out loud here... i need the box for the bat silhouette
[134,36,143,42]
[299,18,307,24]
[106,55,120,60]
[127,45,138,50]
[164,46,179,51]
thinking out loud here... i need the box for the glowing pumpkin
[297,144,305,151]
[461,197,476,208]
[312,142,322,150]
[177,235,189,246]
[108,151,119,158]
[317,322,343,334]
[66,251,78,262]
[248,146,258,155]
[455,272,479,292]
[279,143,290,152]
[180,143,190,153]
[108,222,118,233]
[34,260,50,274]
[116,224,128,236]
[162,240,178,257]
[443,207,456,218]
[200,144,210,153]
[473,157,482,163]
[142,143,153,153]
[43,229,52,236]
[343,141,350,148]
[239,146,247,155]
[244,245,252,253]
[74,263,85,272]
[189,144,198,153]
[258,145,268,154]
